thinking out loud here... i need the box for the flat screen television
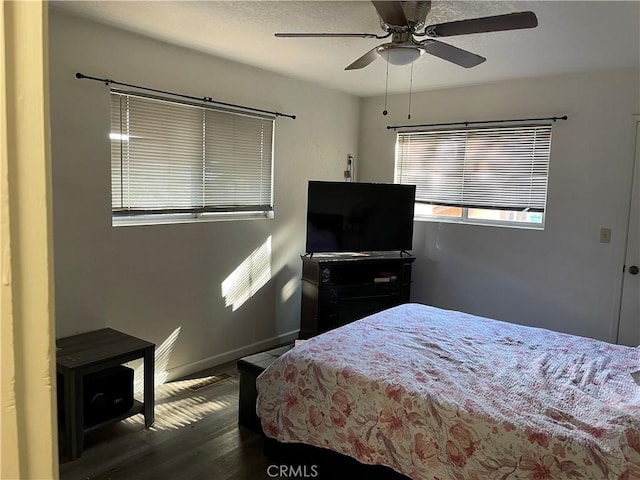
[305,181,416,254]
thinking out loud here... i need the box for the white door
[617,120,640,347]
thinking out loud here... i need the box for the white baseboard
[164,330,299,382]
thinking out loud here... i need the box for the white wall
[358,69,639,342]
[48,10,359,379]
[48,7,638,375]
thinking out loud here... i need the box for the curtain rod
[387,115,567,130]
[75,72,296,120]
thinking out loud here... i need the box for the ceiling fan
[275,1,538,70]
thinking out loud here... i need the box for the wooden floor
[59,361,276,480]
[58,358,408,480]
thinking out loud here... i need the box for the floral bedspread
[256,303,640,480]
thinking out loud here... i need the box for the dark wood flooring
[58,361,276,480]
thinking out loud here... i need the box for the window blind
[110,90,274,216]
[395,125,552,212]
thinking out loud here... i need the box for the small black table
[237,344,293,432]
[56,328,155,459]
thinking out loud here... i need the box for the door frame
[614,114,640,344]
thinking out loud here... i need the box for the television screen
[305,181,416,254]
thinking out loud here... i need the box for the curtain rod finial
[75,72,84,79]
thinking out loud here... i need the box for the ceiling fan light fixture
[275,1,539,71]
[384,46,422,66]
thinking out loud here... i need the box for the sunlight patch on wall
[131,326,181,393]
[280,276,298,304]
[221,236,272,311]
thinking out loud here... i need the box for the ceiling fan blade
[371,1,408,27]
[420,40,486,68]
[275,33,381,39]
[345,46,381,70]
[425,11,538,37]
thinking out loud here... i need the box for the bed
[256,303,640,480]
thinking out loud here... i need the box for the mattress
[256,303,640,479]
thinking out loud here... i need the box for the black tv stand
[299,252,415,339]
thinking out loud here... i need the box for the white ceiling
[51,0,640,97]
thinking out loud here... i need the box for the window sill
[414,215,545,230]
[112,210,274,227]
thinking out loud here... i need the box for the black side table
[56,328,155,459]
[237,344,293,432]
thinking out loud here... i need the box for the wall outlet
[600,227,612,243]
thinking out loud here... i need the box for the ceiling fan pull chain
[383,51,390,116]
[408,62,414,120]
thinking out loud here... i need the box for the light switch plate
[600,227,612,244]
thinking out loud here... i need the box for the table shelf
[83,400,145,434]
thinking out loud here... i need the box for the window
[110,90,274,225]
[395,124,552,228]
